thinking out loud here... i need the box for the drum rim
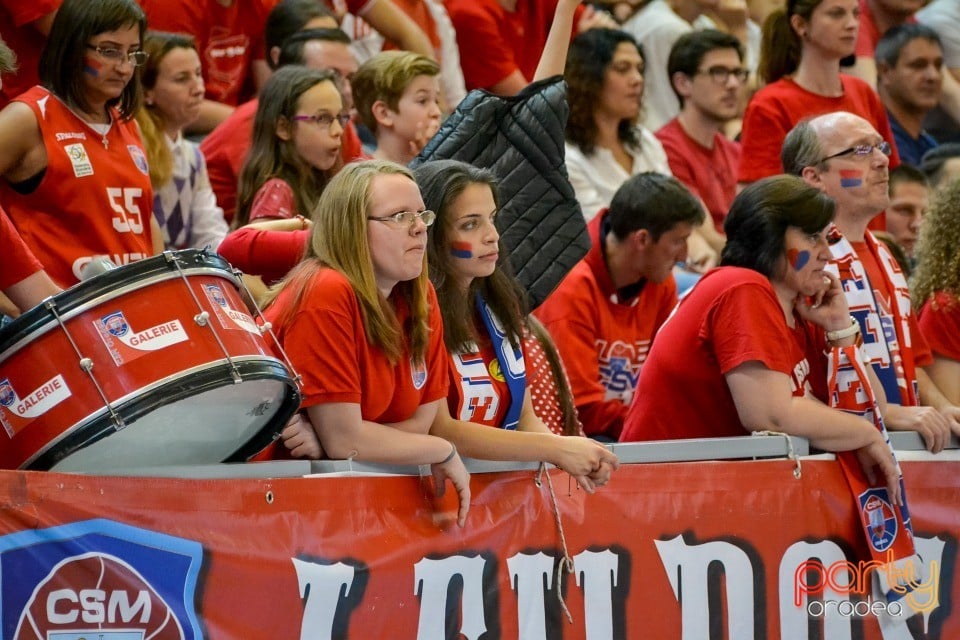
[0,250,239,357]
[20,356,300,471]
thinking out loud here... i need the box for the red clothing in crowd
[0,206,42,290]
[620,267,824,442]
[216,227,307,284]
[738,75,900,184]
[249,178,297,221]
[655,118,740,232]
[323,0,376,15]
[264,268,448,419]
[138,0,274,106]
[535,212,678,440]
[200,99,365,222]
[447,338,514,429]
[445,0,582,91]
[855,0,916,58]
[0,0,60,108]
[0,87,154,287]
[918,291,960,361]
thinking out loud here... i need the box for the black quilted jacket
[410,76,590,309]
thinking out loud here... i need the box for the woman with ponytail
[738,0,899,186]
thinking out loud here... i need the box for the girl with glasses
[233,65,344,229]
[0,0,159,287]
[135,32,228,252]
[262,159,470,526]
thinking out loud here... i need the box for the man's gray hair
[782,119,824,176]
[0,37,16,75]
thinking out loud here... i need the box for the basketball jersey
[0,87,154,286]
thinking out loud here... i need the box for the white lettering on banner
[291,559,355,640]
[45,588,150,624]
[507,552,554,639]
[414,555,487,640]
[575,549,619,640]
[655,535,755,639]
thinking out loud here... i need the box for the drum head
[39,359,300,472]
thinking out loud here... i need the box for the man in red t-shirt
[783,111,960,450]
[445,0,602,94]
[201,28,363,222]
[656,29,745,234]
[535,173,705,440]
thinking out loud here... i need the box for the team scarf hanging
[827,344,921,606]
[475,294,525,430]
[826,226,920,406]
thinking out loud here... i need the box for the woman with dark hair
[620,175,900,500]
[913,178,960,406]
[738,0,899,185]
[564,28,670,222]
[415,159,617,491]
[136,32,227,251]
[0,0,158,286]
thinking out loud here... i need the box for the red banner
[0,459,956,639]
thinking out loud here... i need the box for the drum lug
[194,311,210,327]
[79,357,94,372]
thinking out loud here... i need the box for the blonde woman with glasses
[0,0,161,287]
[262,159,470,526]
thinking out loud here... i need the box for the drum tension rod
[168,251,243,384]
[233,268,303,389]
[43,298,127,431]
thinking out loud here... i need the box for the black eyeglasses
[696,65,749,84]
[291,112,352,130]
[818,141,892,163]
[86,45,148,67]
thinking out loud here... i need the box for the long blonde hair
[912,179,960,309]
[263,160,432,363]
[135,32,198,188]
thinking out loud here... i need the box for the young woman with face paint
[620,174,902,506]
[414,160,619,493]
[0,0,159,287]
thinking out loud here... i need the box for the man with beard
[876,23,945,166]
[656,29,746,235]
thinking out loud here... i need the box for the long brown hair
[758,0,824,84]
[264,160,432,364]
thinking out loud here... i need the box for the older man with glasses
[782,110,960,453]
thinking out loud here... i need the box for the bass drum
[0,250,301,472]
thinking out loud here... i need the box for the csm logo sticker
[202,284,260,335]
[0,519,203,640]
[94,311,189,366]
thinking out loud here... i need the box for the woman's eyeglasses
[86,45,149,67]
[367,210,436,228]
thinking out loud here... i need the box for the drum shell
[0,251,299,470]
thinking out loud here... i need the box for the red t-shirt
[0,87,154,286]
[264,268,448,421]
[0,205,42,291]
[620,267,824,442]
[738,75,900,183]
[535,212,678,439]
[656,118,740,232]
[216,227,307,284]
[447,338,513,428]
[138,0,274,106]
[918,291,960,361]
[200,99,365,222]
[0,0,61,108]
[249,178,296,221]
[445,0,578,91]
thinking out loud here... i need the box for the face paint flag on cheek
[450,241,472,259]
[839,169,863,188]
[84,56,103,78]
[787,248,811,271]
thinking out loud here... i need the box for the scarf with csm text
[476,295,525,430]
[828,344,920,605]
[826,226,920,406]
